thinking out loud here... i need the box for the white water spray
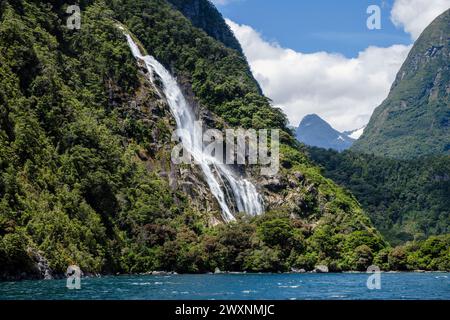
[125,34,263,221]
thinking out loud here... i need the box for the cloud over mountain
[391,0,450,40]
[227,19,411,131]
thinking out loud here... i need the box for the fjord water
[0,273,448,300]
[125,35,263,221]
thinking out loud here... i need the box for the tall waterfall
[125,35,264,222]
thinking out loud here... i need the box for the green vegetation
[1,0,447,279]
[108,0,291,135]
[304,9,450,270]
[303,6,450,265]
[308,147,450,245]
[379,235,450,271]
[0,0,184,278]
[123,211,387,273]
[352,9,450,159]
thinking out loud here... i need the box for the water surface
[0,273,449,300]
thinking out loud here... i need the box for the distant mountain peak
[296,114,355,151]
[304,113,321,119]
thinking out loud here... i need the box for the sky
[212,0,450,131]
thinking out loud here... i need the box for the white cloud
[227,19,412,131]
[391,0,450,40]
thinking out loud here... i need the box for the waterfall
[125,34,264,222]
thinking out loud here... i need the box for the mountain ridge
[296,114,355,151]
[352,8,450,159]
[167,0,243,54]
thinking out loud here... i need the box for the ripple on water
[242,290,257,294]
[0,273,449,300]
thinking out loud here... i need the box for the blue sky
[213,0,449,130]
[215,0,412,58]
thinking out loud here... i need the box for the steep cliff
[0,0,387,279]
[353,9,450,159]
[167,0,243,54]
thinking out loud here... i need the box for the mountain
[167,0,243,53]
[4,0,447,280]
[306,9,450,249]
[296,114,355,151]
[0,0,388,279]
[352,9,450,159]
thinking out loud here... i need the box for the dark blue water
[0,273,449,300]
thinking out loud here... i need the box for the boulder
[260,175,288,192]
[294,172,305,181]
[314,265,329,273]
[291,268,306,273]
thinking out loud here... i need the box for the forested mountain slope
[304,9,450,268]
[1,0,446,279]
[352,9,450,159]
[308,147,450,245]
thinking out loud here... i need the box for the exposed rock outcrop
[314,265,329,273]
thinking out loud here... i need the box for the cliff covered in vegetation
[0,0,446,280]
[308,147,450,246]
[353,9,450,159]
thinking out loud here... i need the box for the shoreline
[2,270,449,282]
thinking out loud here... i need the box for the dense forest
[307,146,450,272]
[308,148,450,245]
[0,0,390,279]
[0,0,448,280]
[305,9,450,271]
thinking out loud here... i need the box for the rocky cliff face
[353,9,450,159]
[167,0,243,54]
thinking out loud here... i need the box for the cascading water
[125,34,263,222]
